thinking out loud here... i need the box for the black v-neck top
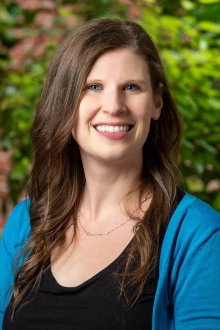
[3,246,157,330]
[3,190,185,330]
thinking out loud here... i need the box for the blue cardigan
[1,193,220,329]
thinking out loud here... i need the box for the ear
[152,94,163,120]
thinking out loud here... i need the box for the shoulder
[155,193,220,328]
[0,200,31,322]
[1,199,31,258]
[167,192,220,239]
[160,192,220,270]
[173,192,220,238]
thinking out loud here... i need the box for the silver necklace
[77,196,148,237]
[77,215,131,236]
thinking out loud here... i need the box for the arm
[173,226,220,329]
[153,195,220,330]
[0,215,16,329]
[0,200,30,329]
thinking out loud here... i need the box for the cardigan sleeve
[0,200,30,329]
[172,201,220,329]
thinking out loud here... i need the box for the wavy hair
[11,18,181,314]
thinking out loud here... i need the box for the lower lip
[94,129,131,140]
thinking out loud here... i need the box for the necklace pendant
[103,231,108,235]
[87,232,92,236]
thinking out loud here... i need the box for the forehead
[86,48,151,82]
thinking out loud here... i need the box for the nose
[101,89,125,115]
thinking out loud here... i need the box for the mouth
[94,125,134,133]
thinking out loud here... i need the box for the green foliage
[0,0,129,203]
[1,62,46,201]
[140,0,220,208]
[0,0,219,210]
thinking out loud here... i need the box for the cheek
[131,96,154,115]
[71,126,76,140]
[77,97,98,124]
[135,108,153,125]
[71,114,80,141]
[71,110,92,141]
[135,111,152,141]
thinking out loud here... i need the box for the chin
[95,149,141,165]
[80,145,142,165]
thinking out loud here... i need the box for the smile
[95,125,131,132]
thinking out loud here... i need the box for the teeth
[95,125,130,132]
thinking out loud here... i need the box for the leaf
[206,133,220,143]
[197,140,217,153]
[185,176,205,192]
[198,21,220,33]
[58,8,73,18]
[181,0,196,10]
[199,39,208,50]
[206,98,220,110]
[212,193,220,212]
[198,0,220,4]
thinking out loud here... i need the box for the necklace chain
[77,215,131,236]
[77,196,149,237]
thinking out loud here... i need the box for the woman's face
[72,48,163,165]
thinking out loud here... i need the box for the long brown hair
[11,18,181,314]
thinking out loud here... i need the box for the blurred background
[0,0,220,233]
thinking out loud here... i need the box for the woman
[1,18,220,330]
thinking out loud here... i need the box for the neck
[79,154,147,223]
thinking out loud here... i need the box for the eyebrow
[85,79,149,86]
[124,79,148,86]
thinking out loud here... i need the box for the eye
[87,84,102,91]
[124,84,141,91]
